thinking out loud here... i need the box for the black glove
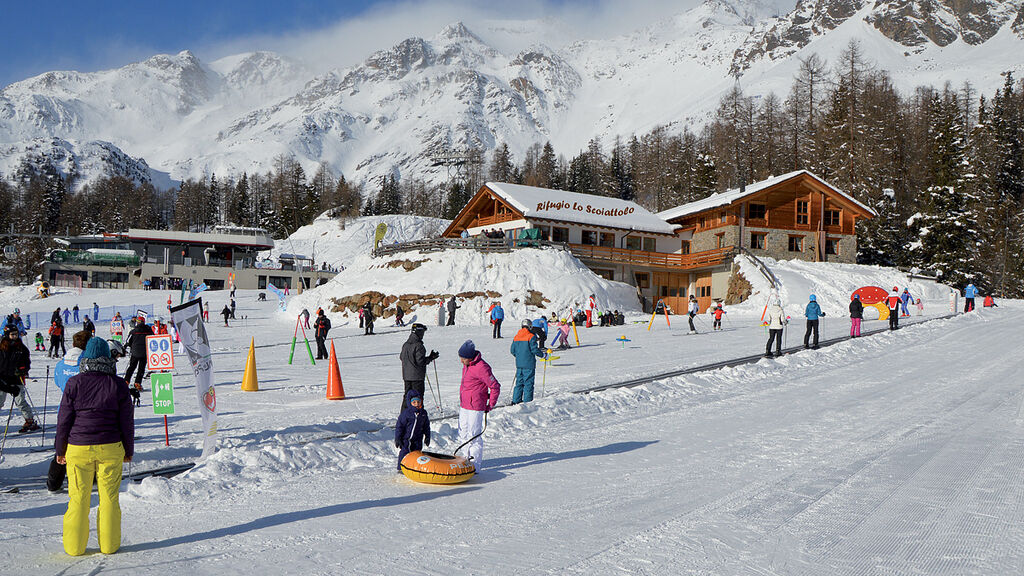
[820,312,826,317]
[427,350,439,361]
[129,387,141,406]
[424,438,430,447]
[395,440,401,449]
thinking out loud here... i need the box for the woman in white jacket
[764,299,787,358]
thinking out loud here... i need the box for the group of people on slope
[395,314,557,473]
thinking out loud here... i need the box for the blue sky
[0,1,375,87]
[0,0,794,88]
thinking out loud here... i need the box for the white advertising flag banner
[170,298,218,458]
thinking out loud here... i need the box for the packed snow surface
[1,269,1021,574]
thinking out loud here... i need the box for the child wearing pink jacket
[457,340,500,469]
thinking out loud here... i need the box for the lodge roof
[656,170,876,222]
[484,182,678,235]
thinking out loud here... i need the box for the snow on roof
[486,182,678,235]
[656,170,876,222]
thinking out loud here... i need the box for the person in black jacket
[849,294,864,338]
[122,317,153,392]
[313,310,331,359]
[446,296,459,326]
[0,326,39,432]
[362,302,375,335]
[394,389,430,472]
[82,315,95,337]
[398,323,439,412]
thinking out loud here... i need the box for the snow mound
[733,254,956,317]
[261,214,450,269]
[285,246,640,325]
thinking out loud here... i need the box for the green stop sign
[151,373,175,415]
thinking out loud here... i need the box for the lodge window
[681,241,690,255]
[699,285,711,298]
[788,236,804,252]
[796,201,809,225]
[634,272,649,289]
[258,275,267,289]
[716,233,726,249]
[642,237,656,252]
[750,232,766,250]
[599,232,615,247]
[825,209,840,227]
[581,230,598,246]
[748,203,766,220]
[536,225,551,240]
[551,227,569,242]
[825,238,840,256]
[625,236,641,250]
[719,212,728,224]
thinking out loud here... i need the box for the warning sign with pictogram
[146,334,175,371]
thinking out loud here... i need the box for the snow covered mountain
[1,0,1022,189]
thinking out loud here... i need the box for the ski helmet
[411,323,427,335]
[522,318,532,328]
[809,294,816,302]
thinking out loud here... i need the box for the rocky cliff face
[866,0,1020,47]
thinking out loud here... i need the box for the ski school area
[1,259,1022,574]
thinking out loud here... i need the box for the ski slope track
[0,281,1022,575]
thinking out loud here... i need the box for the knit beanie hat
[82,337,111,360]
[458,340,476,359]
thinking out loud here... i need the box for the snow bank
[285,246,641,325]
[260,213,450,268]
[733,255,956,317]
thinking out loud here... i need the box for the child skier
[34,332,45,351]
[394,390,431,472]
[710,303,726,331]
[553,319,571,350]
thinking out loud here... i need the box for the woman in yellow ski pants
[58,442,127,555]
[55,337,135,556]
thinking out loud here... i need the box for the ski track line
[554,311,1024,575]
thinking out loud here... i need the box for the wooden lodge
[442,171,875,313]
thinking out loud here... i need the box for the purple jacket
[460,352,500,411]
[55,357,134,459]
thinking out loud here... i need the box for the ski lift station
[41,226,337,291]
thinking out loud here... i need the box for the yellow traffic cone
[241,338,259,391]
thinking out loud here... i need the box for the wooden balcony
[568,244,734,270]
[473,212,519,227]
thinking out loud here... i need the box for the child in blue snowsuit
[395,389,430,472]
[510,319,545,404]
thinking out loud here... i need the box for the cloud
[199,0,726,75]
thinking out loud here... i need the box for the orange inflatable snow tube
[400,450,475,484]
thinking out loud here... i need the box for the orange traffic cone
[241,338,259,391]
[326,340,345,400]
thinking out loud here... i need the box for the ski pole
[39,365,49,448]
[425,372,441,416]
[542,355,548,398]
[0,402,14,464]
[433,361,443,417]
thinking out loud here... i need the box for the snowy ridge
[260,213,450,269]
[732,254,955,317]
[286,246,640,325]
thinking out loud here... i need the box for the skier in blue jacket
[394,389,430,472]
[510,319,545,404]
[490,302,505,339]
[803,294,825,349]
[964,283,977,312]
[531,316,549,350]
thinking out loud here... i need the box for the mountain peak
[438,21,478,41]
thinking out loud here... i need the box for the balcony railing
[568,244,735,270]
